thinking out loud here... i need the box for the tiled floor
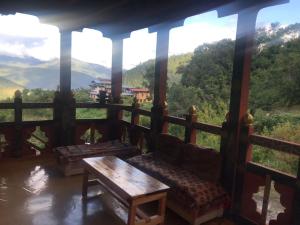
[0,155,234,225]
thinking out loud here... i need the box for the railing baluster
[184,105,197,144]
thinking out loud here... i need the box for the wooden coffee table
[82,156,170,225]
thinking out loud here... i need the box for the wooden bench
[82,156,170,225]
[54,140,138,176]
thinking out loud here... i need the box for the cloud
[0,13,60,60]
[123,29,157,69]
[0,34,46,48]
[72,28,112,68]
[0,12,238,69]
[169,22,236,56]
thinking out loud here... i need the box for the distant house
[127,88,151,103]
[89,78,151,103]
[89,78,112,100]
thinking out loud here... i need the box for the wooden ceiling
[0,0,288,36]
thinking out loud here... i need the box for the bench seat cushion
[127,154,229,213]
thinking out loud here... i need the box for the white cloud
[169,21,237,56]
[0,13,59,60]
[123,29,157,69]
[72,29,112,67]
[0,12,237,69]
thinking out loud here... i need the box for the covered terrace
[0,0,299,225]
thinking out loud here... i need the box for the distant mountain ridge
[0,56,111,91]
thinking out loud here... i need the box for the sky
[0,0,299,70]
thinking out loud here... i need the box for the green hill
[124,53,192,87]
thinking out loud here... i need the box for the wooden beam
[217,0,289,18]
[60,30,72,96]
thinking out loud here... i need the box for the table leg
[158,195,167,225]
[127,201,137,225]
[82,168,89,200]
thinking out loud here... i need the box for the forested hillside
[139,23,300,175]
[123,53,192,87]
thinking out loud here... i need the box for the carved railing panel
[269,182,295,225]
[0,127,14,158]
[241,172,265,223]
[75,120,112,145]
[39,124,56,152]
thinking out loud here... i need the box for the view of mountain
[0,57,111,94]
[0,23,299,99]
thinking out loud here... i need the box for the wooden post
[150,25,170,136]
[149,21,183,136]
[234,113,254,215]
[107,34,129,140]
[111,36,124,105]
[53,90,62,146]
[219,8,258,212]
[59,29,75,146]
[13,90,22,157]
[60,30,72,96]
[184,105,197,144]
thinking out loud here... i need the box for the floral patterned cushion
[155,134,183,165]
[182,143,222,183]
[127,154,228,212]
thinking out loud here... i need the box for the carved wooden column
[219,8,258,212]
[59,29,75,146]
[149,21,183,138]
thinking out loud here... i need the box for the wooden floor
[0,155,235,225]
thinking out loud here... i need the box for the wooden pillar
[107,34,129,140]
[149,21,183,136]
[59,29,75,146]
[60,30,72,96]
[111,37,124,104]
[220,8,258,211]
[234,113,254,216]
[13,90,22,157]
[152,27,169,107]
[184,105,197,144]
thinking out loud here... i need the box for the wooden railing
[0,97,299,224]
[116,104,299,225]
[0,94,115,157]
